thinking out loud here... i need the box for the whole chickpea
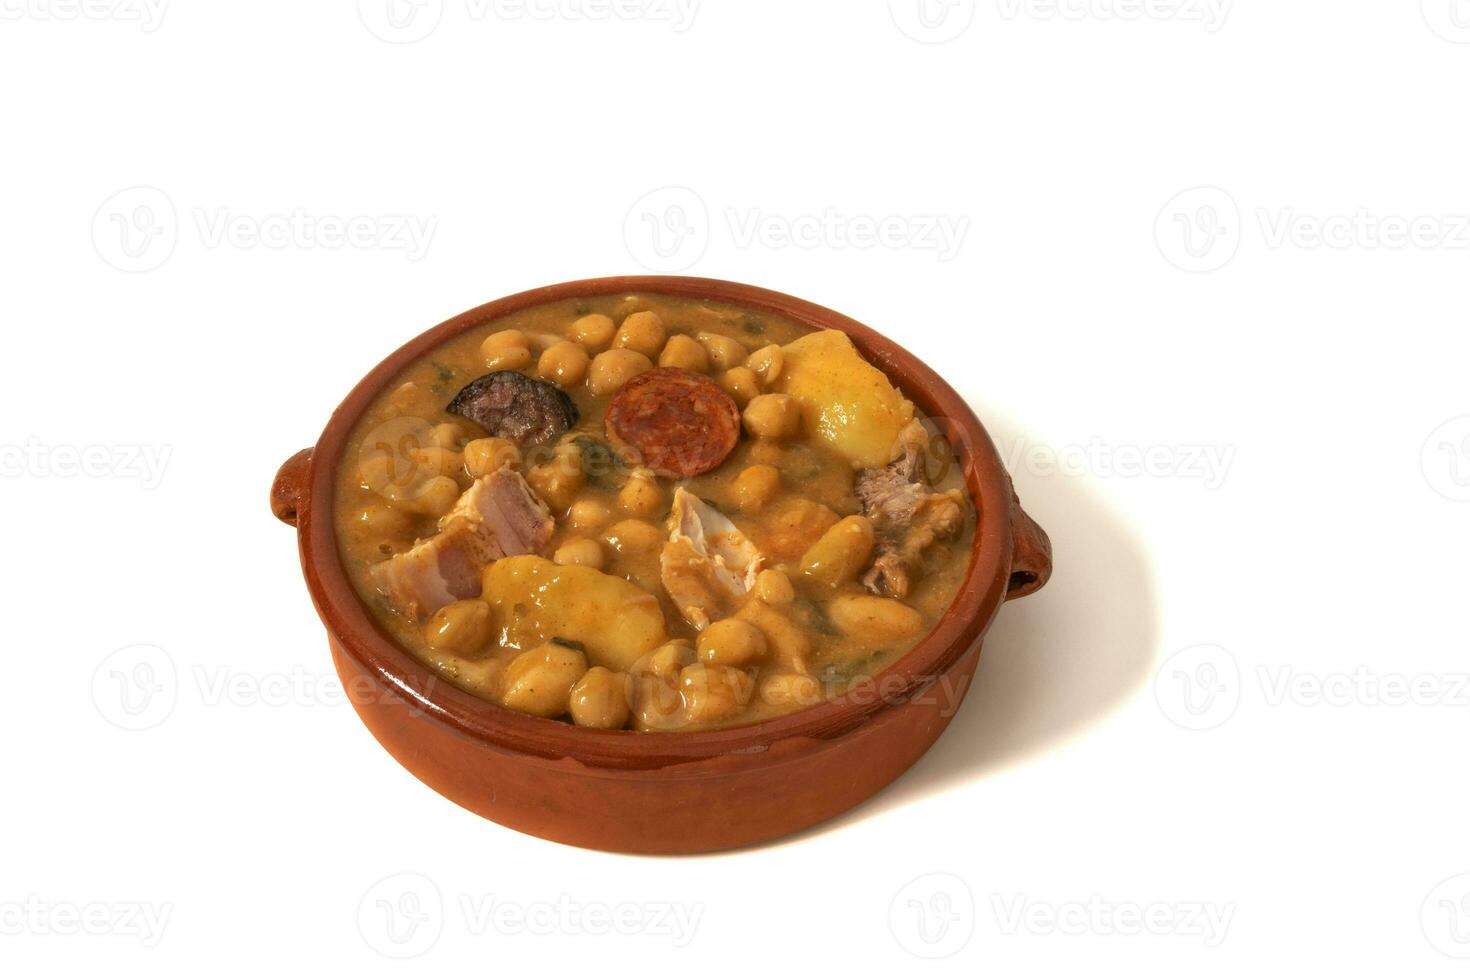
[719,366,761,407]
[799,515,877,590]
[569,667,630,729]
[730,463,780,513]
[423,600,493,654]
[678,663,752,727]
[570,313,616,351]
[698,332,747,373]
[567,498,612,530]
[554,537,606,570]
[482,329,527,352]
[499,643,588,718]
[754,568,796,606]
[602,518,664,555]
[658,334,709,373]
[697,618,769,668]
[645,641,695,681]
[758,672,823,708]
[742,393,801,441]
[406,475,461,517]
[464,437,520,477]
[618,468,665,516]
[528,461,585,512]
[589,349,653,396]
[613,311,666,358]
[483,345,532,372]
[746,344,785,385]
[537,340,590,387]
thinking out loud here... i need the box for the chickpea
[698,332,747,373]
[658,334,709,373]
[537,340,590,387]
[567,498,612,530]
[569,667,631,729]
[499,643,588,718]
[731,463,780,513]
[645,641,695,681]
[483,345,532,373]
[408,445,463,478]
[349,502,414,540]
[424,600,493,654]
[631,673,684,732]
[799,515,876,590]
[464,437,520,477]
[429,422,467,449]
[743,393,801,441]
[618,468,665,516]
[697,618,769,668]
[678,663,751,727]
[754,568,796,606]
[388,381,438,416]
[528,461,585,512]
[554,537,606,570]
[570,313,616,351]
[719,366,761,407]
[746,344,785,385]
[613,311,665,358]
[589,349,653,396]
[602,518,664,555]
[482,329,527,352]
[405,475,461,517]
[826,594,925,642]
[758,672,823,708]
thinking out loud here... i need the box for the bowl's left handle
[271,449,314,527]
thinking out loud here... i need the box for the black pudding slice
[446,371,579,448]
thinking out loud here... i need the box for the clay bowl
[271,276,1051,854]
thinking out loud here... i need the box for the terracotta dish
[271,276,1051,853]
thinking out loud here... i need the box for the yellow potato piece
[778,330,914,468]
[482,556,667,672]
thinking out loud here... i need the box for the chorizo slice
[605,368,741,478]
[447,371,578,447]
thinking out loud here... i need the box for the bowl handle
[270,448,314,527]
[1005,488,1052,601]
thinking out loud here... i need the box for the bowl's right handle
[271,449,314,528]
[1005,488,1052,601]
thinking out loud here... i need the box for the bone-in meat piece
[659,487,766,631]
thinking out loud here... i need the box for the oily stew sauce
[335,294,976,731]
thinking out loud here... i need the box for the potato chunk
[778,330,915,467]
[482,556,667,671]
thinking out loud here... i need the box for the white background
[2,0,1468,975]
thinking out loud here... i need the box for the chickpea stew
[334,294,976,732]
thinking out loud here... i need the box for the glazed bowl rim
[298,275,1016,769]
